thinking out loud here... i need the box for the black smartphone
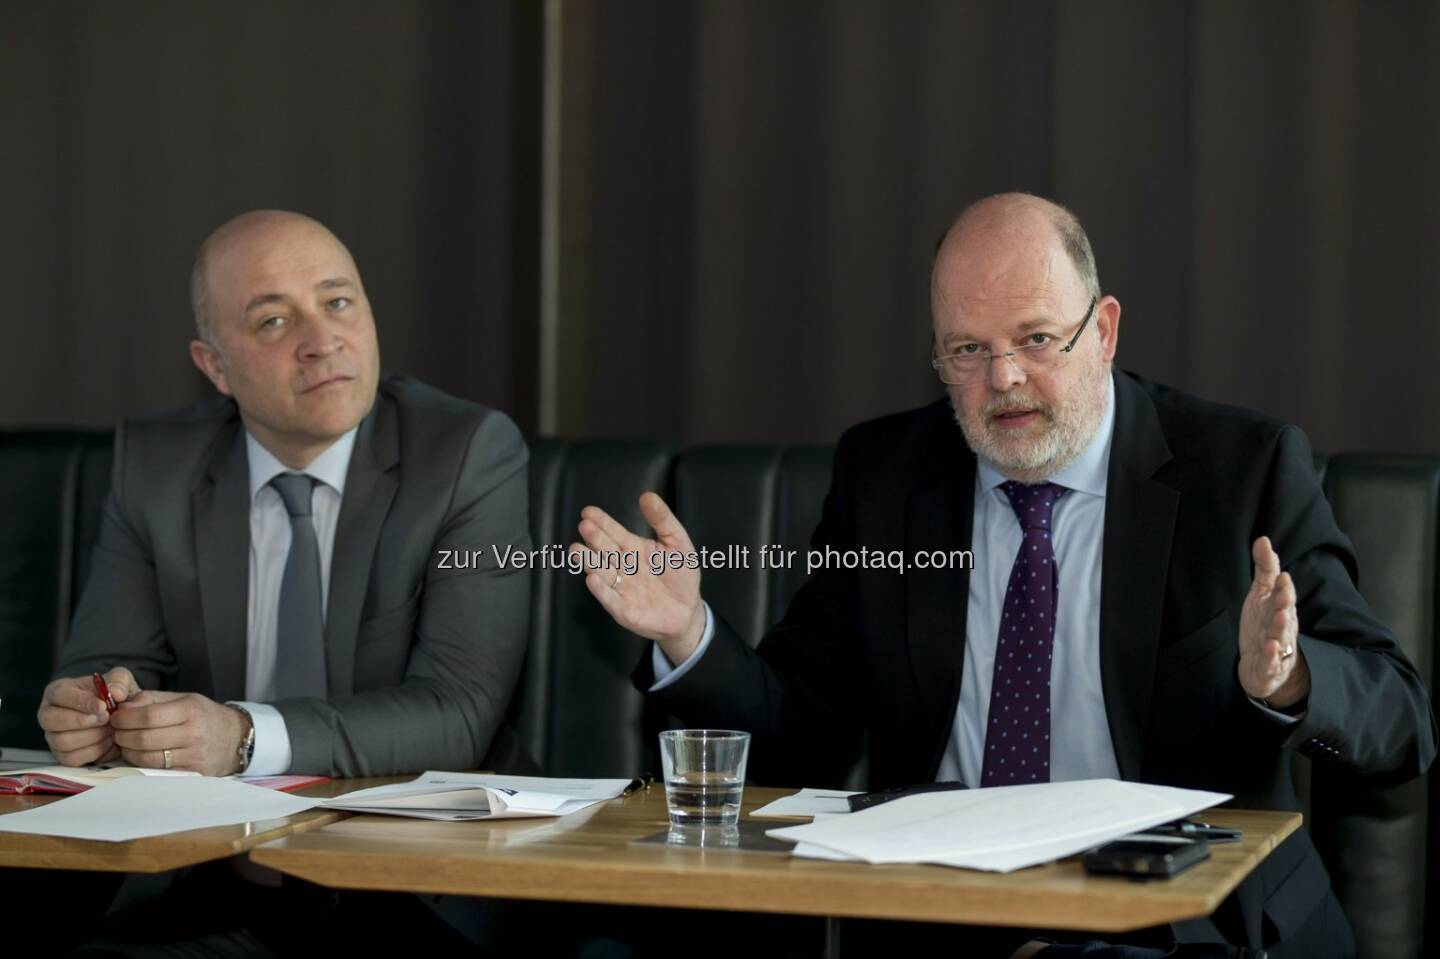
[1082,838,1210,879]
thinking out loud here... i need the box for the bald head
[186,208,380,468]
[191,210,358,345]
[929,193,1119,483]
[934,193,1100,303]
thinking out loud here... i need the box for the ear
[190,340,232,396]
[1094,295,1121,364]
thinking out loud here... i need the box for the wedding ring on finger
[611,571,622,591]
[163,748,173,769]
[1280,645,1294,660]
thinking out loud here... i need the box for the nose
[987,351,1026,392]
[296,313,343,360]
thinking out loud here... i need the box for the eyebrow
[943,317,1061,344]
[243,292,288,315]
[1013,317,1062,333]
[243,278,355,315]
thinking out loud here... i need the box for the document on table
[0,762,325,795]
[320,772,634,821]
[0,775,321,841]
[766,779,1230,873]
[750,787,860,819]
[0,764,199,795]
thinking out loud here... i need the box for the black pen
[1144,819,1242,842]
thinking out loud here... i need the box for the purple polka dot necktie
[980,480,1069,787]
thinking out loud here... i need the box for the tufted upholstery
[0,432,1434,958]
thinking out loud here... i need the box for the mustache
[980,392,1053,419]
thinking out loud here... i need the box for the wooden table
[0,778,381,874]
[251,785,1300,931]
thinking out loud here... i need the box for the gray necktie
[270,473,328,699]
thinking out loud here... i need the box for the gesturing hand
[1237,536,1310,709]
[38,667,141,767]
[570,492,708,666]
[109,691,249,777]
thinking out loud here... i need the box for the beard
[952,364,1109,484]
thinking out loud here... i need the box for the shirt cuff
[649,602,715,691]
[1248,696,1305,726]
[229,701,293,775]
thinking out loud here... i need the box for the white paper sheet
[750,787,860,819]
[322,772,633,820]
[0,775,321,841]
[766,779,1229,873]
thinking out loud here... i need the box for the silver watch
[228,704,257,773]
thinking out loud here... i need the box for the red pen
[91,672,117,713]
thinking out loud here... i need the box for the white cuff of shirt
[229,701,293,775]
[1248,696,1305,726]
[649,602,715,691]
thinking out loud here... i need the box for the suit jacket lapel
[193,418,250,703]
[906,419,975,774]
[1100,373,1178,781]
[325,394,399,696]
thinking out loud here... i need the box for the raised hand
[1237,536,1309,708]
[38,666,140,767]
[571,492,708,665]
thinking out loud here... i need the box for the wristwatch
[228,704,256,774]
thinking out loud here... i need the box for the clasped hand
[38,667,247,776]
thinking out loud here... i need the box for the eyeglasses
[930,296,1096,386]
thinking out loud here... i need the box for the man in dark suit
[571,194,1435,958]
[18,209,530,956]
[37,210,530,779]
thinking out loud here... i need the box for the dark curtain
[573,0,1440,454]
[0,0,538,430]
[4,1,1439,455]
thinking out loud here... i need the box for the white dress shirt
[232,428,357,775]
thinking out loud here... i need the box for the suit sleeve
[640,431,869,785]
[1263,425,1437,782]
[56,421,178,690]
[277,412,532,777]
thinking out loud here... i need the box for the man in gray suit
[35,209,531,780]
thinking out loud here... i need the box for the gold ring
[163,748,172,770]
[611,572,622,591]
[1280,645,1294,660]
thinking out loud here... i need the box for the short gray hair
[190,243,216,345]
[1049,202,1101,301]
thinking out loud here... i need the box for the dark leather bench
[2,431,1435,957]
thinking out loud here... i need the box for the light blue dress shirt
[232,428,357,775]
[938,377,1120,784]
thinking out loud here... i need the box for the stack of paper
[765,779,1230,873]
[321,772,633,821]
[0,771,634,842]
